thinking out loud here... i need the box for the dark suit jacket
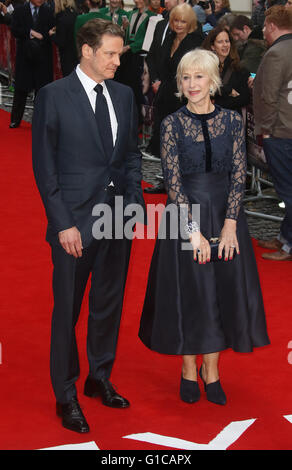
[10,2,55,91]
[32,71,145,247]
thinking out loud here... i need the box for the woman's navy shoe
[180,376,201,404]
[199,366,227,405]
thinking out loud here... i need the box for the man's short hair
[76,18,124,59]
[265,4,292,29]
[230,15,253,32]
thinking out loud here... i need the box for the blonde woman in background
[49,0,78,76]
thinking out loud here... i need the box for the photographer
[206,0,231,27]
[193,1,214,25]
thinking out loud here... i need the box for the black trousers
[263,137,292,252]
[10,87,41,125]
[50,237,132,404]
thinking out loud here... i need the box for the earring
[209,87,214,95]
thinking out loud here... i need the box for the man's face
[31,0,45,7]
[82,34,124,83]
[110,0,120,10]
[164,0,178,12]
[231,26,251,43]
[262,20,274,46]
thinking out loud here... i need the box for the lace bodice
[160,105,246,232]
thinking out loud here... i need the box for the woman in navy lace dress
[139,49,270,405]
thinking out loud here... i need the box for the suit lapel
[66,71,107,160]
[104,79,123,163]
[65,72,123,163]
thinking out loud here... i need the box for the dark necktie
[32,6,38,27]
[94,84,113,159]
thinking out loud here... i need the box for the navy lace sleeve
[160,114,199,234]
[225,111,247,220]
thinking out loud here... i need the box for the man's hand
[58,226,83,258]
[0,2,8,14]
[31,29,43,40]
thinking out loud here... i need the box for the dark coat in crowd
[10,2,55,92]
[206,7,231,27]
[147,28,204,157]
[51,7,78,77]
[237,26,266,74]
[155,28,205,118]
[214,56,250,113]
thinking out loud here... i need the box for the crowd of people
[0,0,291,433]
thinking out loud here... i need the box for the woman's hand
[248,76,255,89]
[152,80,161,93]
[218,219,239,260]
[49,26,56,36]
[190,232,211,264]
[230,88,240,97]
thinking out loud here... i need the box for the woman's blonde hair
[169,4,198,34]
[55,0,77,14]
[176,48,222,99]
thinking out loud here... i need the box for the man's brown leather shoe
[262,249,292,261]
[257,238,283,250]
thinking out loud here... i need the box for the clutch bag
[197,237,237,263]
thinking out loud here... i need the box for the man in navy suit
[32,19,145,433]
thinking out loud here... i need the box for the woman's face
[211,31,230,62]
[214,0,223,12]
[172,16,189,36]
[181,68,213,108]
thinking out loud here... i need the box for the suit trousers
[10,89,29,125]
[50,236,132,404]
[263,137,292,252]
[10,87,42,125]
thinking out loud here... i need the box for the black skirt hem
[138,335,271,356]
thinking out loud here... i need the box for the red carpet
[0,109,292,450]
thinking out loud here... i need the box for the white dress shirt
[76,64,118,146]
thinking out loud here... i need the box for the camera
[198,1,210,9]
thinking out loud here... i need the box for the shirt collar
[76,64,105,95]
[30,2,39,12]
[271,33,292,48]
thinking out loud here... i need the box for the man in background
[254,6,292,260]
[9,0,54,128]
